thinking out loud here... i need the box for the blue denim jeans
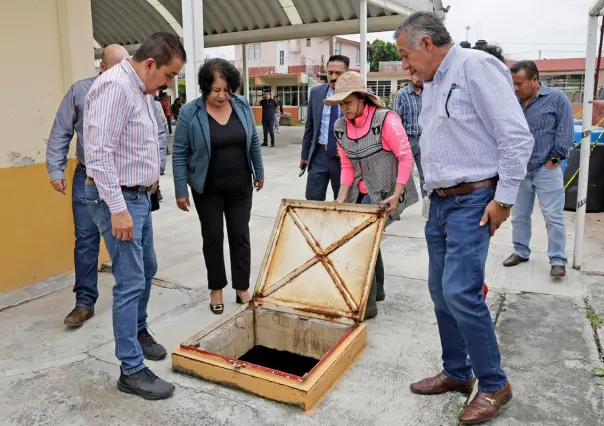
[425,187,507,393]
[72,163,101,309]
[511,166,567,266]
[85,182,157,375]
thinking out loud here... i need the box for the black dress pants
[192,182,253,291]
[262,118,275,145]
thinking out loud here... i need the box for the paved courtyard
[1,126,604,425]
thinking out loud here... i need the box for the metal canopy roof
[92,0,435,56]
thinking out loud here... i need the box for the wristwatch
[496,201,513,209]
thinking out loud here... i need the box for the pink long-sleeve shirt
[337,104,413,195]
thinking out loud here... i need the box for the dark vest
[335,108,419,227]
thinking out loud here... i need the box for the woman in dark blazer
[173,59,264,315]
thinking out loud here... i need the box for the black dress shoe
[117,367,175,400]
[137,329,167,361]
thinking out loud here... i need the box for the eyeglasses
[445,83,459,118]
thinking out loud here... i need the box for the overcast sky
[207,0,594,61]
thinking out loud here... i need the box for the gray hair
[394,11,452,49]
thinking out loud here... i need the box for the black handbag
[151,187,160,212]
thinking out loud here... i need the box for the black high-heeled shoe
[210,303,224,315]
[236,295,242,305]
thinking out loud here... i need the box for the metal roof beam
[278,0,303,25]
[146,0,183,36]
[366,0,415,16]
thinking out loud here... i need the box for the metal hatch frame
[250,199,387,325]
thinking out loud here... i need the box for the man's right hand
[176,197,190,212]
[51,179,67,195]
[111,211,134,241]
[300,160,308,168]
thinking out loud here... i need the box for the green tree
[368,39,400,72]
[178,79,187,103]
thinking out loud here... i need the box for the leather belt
[85,177,152,193]
[434,177,498,197]
[318,144,327,150]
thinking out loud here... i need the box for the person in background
[503,61,573,277]
[84,32,185,400]
[46,44,165,328]
[393,71,425,199]
[274,103,282,134]
[258,91,278,146]
[172,58,264,315]
[396,12,534,424]
[160,92,173,134]
[329,72,418,319]
[171,97,182,121]
[301,55,350,201]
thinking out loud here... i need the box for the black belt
[85,177,151,193]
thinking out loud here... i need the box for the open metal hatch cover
[253,199,387,325]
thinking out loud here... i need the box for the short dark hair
[474,44,506,63]
[197,58,241,96]
[510,60,540,80]
[327,55,350,69]
[133,32,187,68]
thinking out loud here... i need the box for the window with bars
[306,38,311,47]
[247,44,261,60]
[249,85,272,105]
[367,80,392,99]
[276,85,308,106]
[335,42,342,55]
[279,51,285,66]
[541,74,584,103]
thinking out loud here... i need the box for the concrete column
[56,0,95,90]
[573,13,599,269]
[182,0,204,101]
[174,75,179,100]
[329,36,336,58]
[360,0,368,82]
[242,43,250,102]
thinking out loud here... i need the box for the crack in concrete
[172,380,262,418]
[583,269,604,277]
[492,293,507,329]
[584,297,604,363]
[384,273,428,282]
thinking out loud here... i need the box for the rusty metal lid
[252,199,387,325]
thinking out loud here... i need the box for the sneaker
[117,367,175,400]
[137,329,167,361]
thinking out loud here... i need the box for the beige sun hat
[323,71,383,107]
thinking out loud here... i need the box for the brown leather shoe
[63,307,94,327]
[550,265,566,278]
[459,381,513,424]
[503,253,528,267]
[410,372,475,395]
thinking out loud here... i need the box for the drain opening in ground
[238,345,320,377]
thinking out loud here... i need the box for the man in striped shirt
[393,73,425,197]
[504,61,574,277]
[396,12,534,424]
[84,33,186,400]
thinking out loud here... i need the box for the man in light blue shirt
[300,55,348,201]
[395,12,534,424]
[504,61,573,278]
[46,45,167,328]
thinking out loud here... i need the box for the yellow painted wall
[0,0,108,292]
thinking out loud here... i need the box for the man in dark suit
[300,55,350,201]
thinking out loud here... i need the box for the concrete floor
[1,126,604,426]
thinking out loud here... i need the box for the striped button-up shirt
[419,44,535,205]
[84,58,161,214]
[320,85,342,145]
[47,75,167,182]
[519,83,574,173]
[393,83,422,137]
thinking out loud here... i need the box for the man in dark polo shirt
[258,91,278,147]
